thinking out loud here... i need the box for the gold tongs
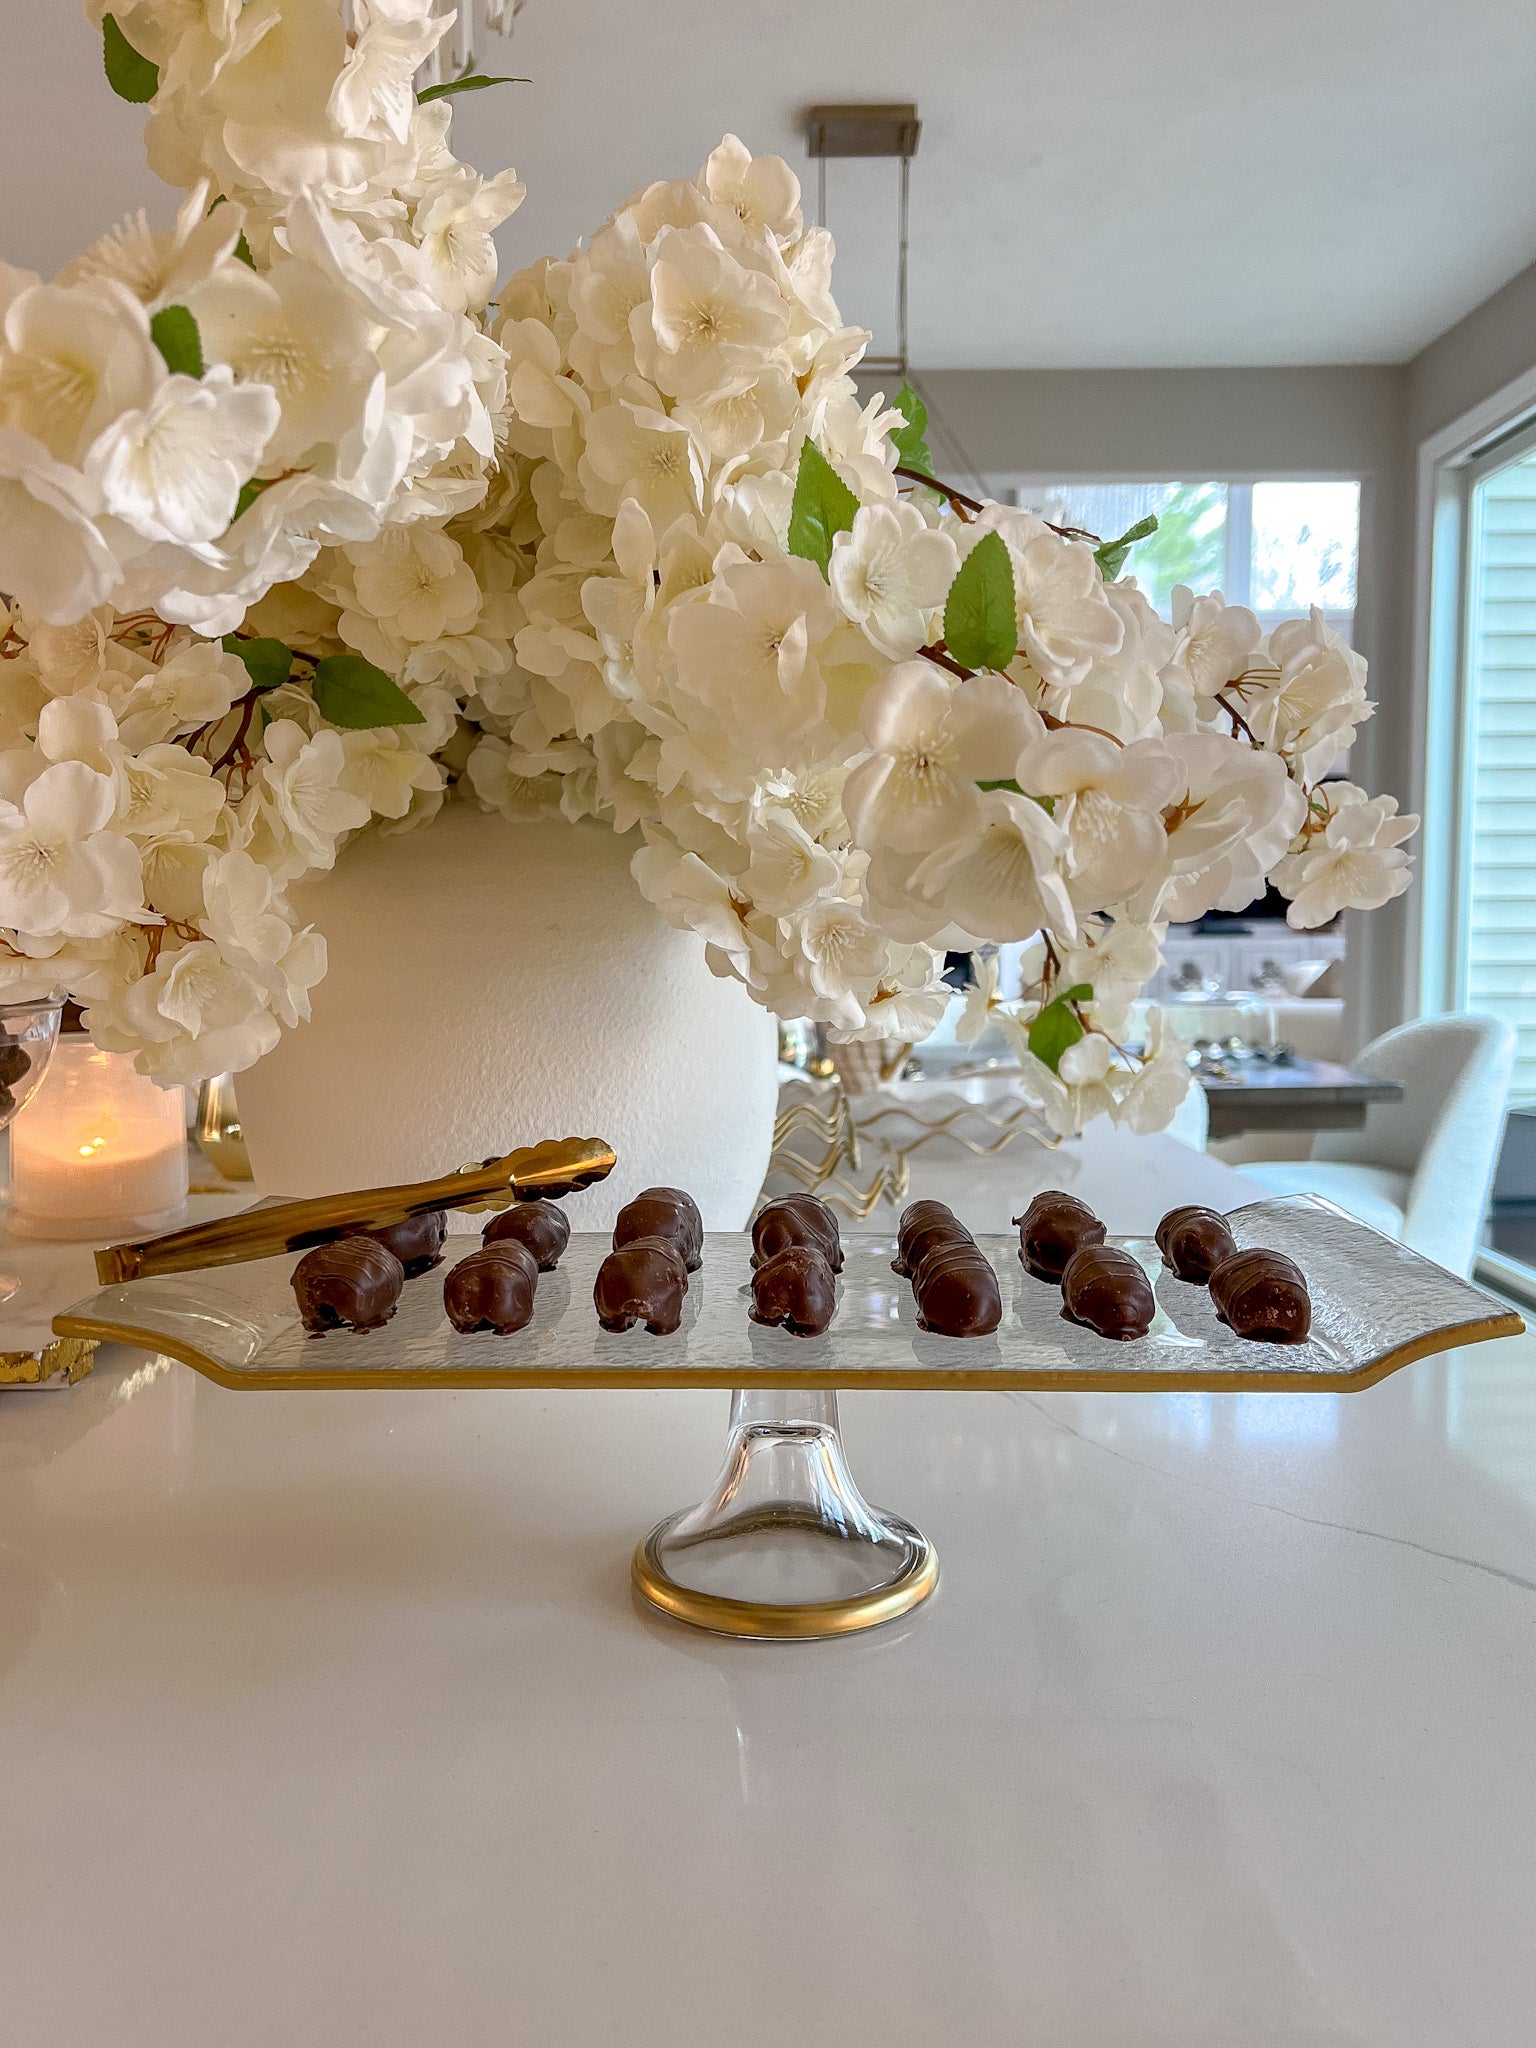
[94,1135,617,1285]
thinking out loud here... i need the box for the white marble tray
[52,1196,1521,1393]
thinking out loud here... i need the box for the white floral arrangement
[0,1,1416,1133]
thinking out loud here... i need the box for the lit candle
[9,1040,188,1241]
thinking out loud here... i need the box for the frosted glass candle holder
[9,1041,188,1241]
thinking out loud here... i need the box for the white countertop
[3,1133,1534,2046]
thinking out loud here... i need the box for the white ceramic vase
[235,805,781,1232]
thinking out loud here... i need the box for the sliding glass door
[1447,422,1536,1267]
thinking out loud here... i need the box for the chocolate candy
[613,1186,703,1271]
[483,1200,570,1271]
[1209,1247,1312,1343]
[1060,1244,1155,1340]
[1155,1205,1237,1285]
[594,1236,689,1335]
[751,1244,838,1335]
[292,1236,404,1336]
[912,1241,1002,1337]
[358,1209,446,1278]
[893,1199,973,1278]
[443,1240,539,1334]
[1015,1192,1106,1282]
[0,1040,31,1087]
[751,1192,843,1273]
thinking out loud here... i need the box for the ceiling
[7,1,1536,367]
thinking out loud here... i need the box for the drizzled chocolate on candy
[613,1187,703,1271]
[594,1236,689,1335]
[359,1209,446,1278]
[893,1199,973,1278]
[751,1244,837,1336]
[1209,1247,1312,1343]
[1015,1192,1106,1282]
[1060,1244,1155,1340]
[1155,1205,1237,1285]
[751,1193,843,1273]
[292,1236,405,1336]
[483,1200,570,1271]
[444,1240,539,1335]
[913,1241,1002,1337]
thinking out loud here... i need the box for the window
[1452,428,1536,1103]
[1006,478,1360,641]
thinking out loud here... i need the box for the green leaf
[311,654,426,730]
[1094,513,1159,582]
[417,72,529,104]
[234,232,256,269]
[787,440,860,578]
[1027,985,1094,1074]
[229,480,265,526]
[149,305,204,379]
[889,381,933,476]
[221,636,292,694]
[102,14,158,102]
[944,531,1018,671]
[976,777,1023,795]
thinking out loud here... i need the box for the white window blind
[1462,440,1536,1103]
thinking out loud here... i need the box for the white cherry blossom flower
[844,665,1043,856]
[0,277,161,464]
[907,785,1075,945]
[668,554,836,759]
[1166,586,1261,697]
[0,428,119,624]
[701,136,803,243]
[346,527,481,645]
[413,169,526,316]
[86,365,279,546]
[643,226,790,401]
[245,721,371,881]
[1275,786,1418,928]
[0,759,147,937]
[1017,728,1179,908]
[328,0,450,146]
[829,500,959,659]
[1250,609,1371,779]
[1149,733,1308,923]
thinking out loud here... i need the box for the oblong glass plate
[53,1196,1521,1393]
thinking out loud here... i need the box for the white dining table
[2,1128,1534,2047]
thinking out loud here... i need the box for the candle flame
[78,1137,107,1158]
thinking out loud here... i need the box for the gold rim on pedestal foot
[631,1520,938,1640]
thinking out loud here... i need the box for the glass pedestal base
[632,1388,937,1639]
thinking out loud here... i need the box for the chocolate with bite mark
[751,1192,843,1272]
[1015,1192,1106,1283]
[1060,1244,1155,1340]
[751,1243,837,1335]
[359,1208,446,1278]
[913,1241,1002,1336]
[1209,1246,1312,1343]
[894,1198,973,1278]
[613,1186,703,1271]
[1155,1204,1237,1285]
[483,1200,570,1271]
[292,1236,404,1336]
[595,1236,689,1334]
[444,1240,539,1334]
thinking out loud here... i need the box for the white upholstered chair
[1240,1014,1516,1276]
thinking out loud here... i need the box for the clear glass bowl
[0,999,65,1304]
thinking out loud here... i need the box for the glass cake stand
[632,1387,938,1638]
[54,1200,1524,1641]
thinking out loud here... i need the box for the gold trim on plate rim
[49,1309,1526,1395]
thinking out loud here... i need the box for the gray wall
[1408,256,1536,447]
[868,366,1417,1049]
